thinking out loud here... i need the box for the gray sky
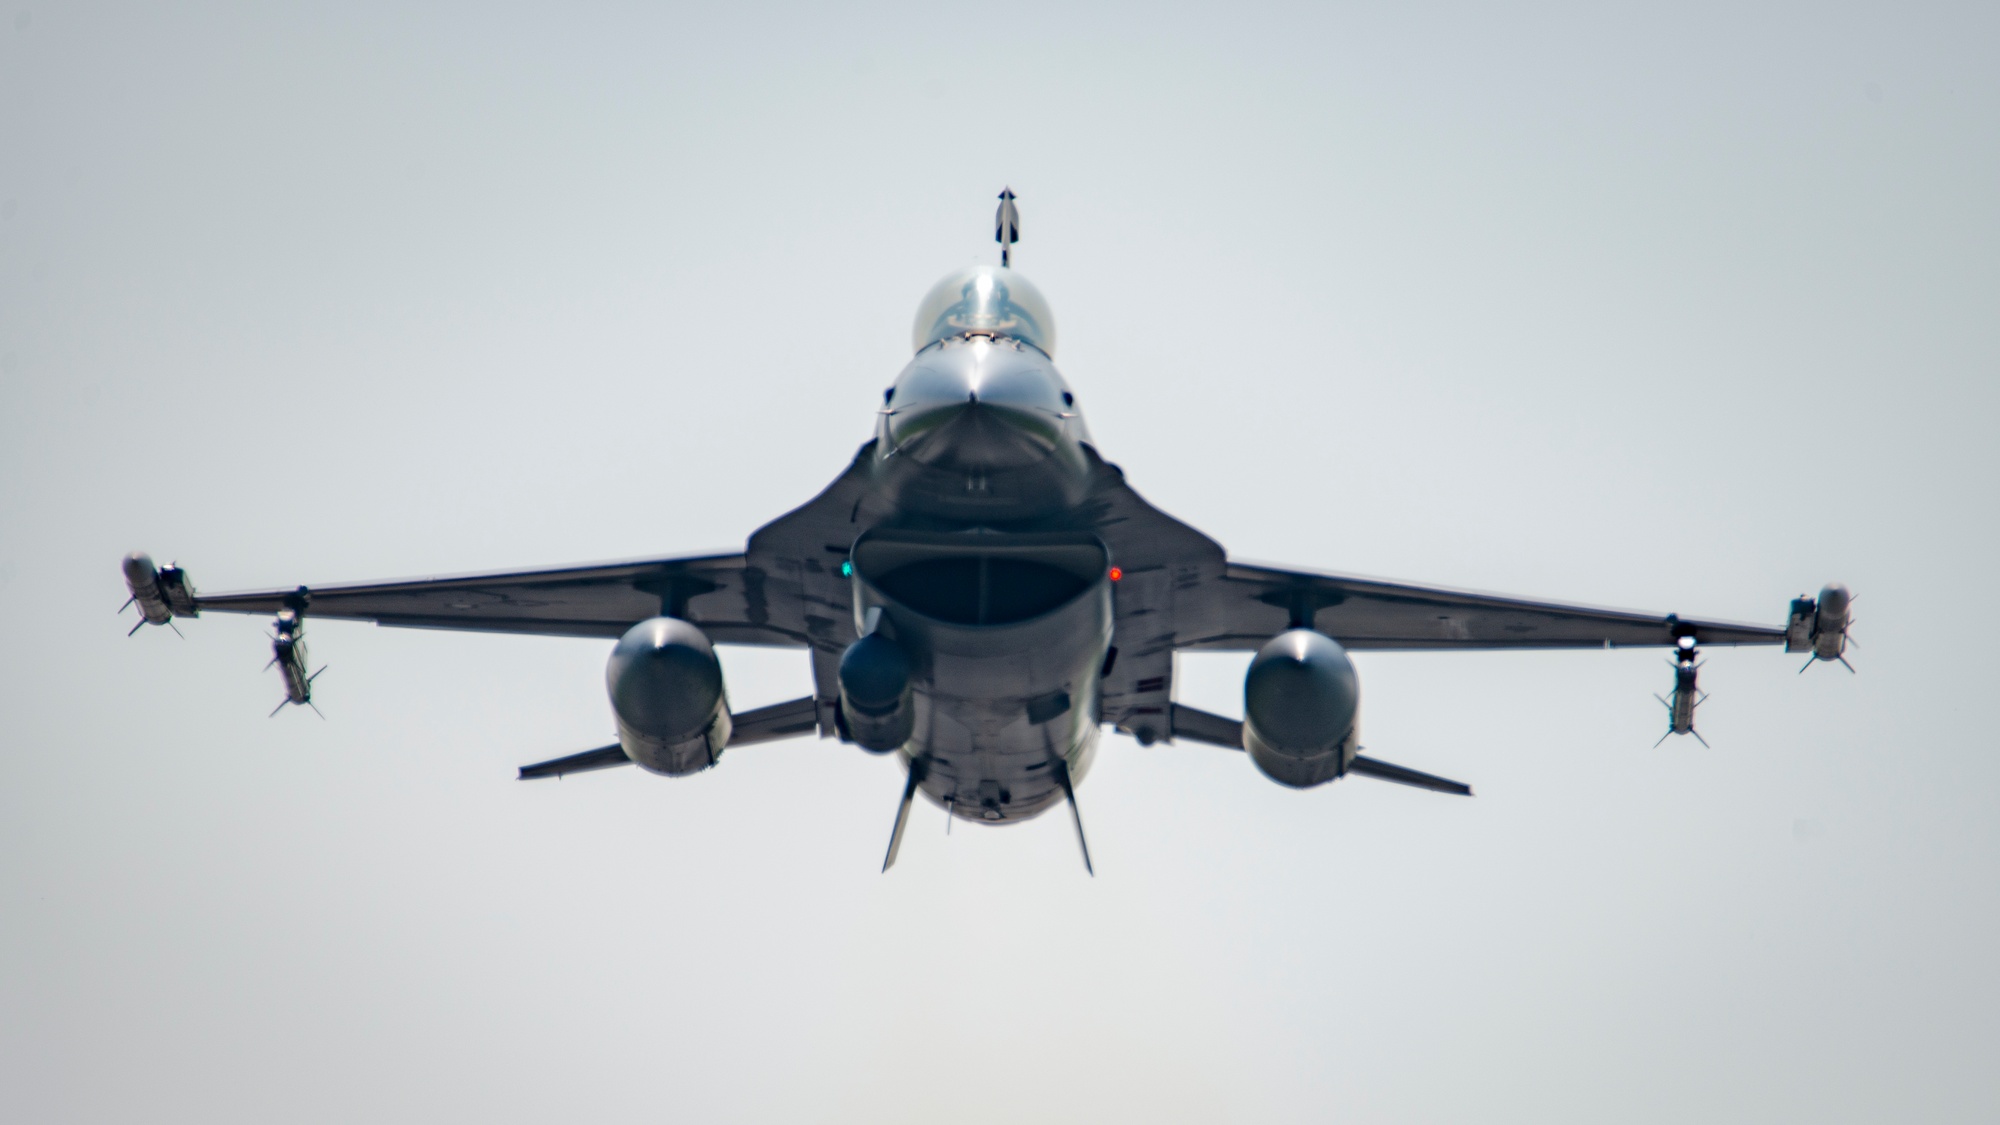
[3,2,1996,1122]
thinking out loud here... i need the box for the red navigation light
[1108,567,1123,582]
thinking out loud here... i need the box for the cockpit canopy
[911,265,1057,357]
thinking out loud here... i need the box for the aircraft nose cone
[885,338,1069,472]
[893,397,1059,471]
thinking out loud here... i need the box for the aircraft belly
[907,688,1102,825]
[886,577,1112,825]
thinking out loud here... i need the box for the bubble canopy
[910,265,1057,357]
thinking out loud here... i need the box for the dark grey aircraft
[124,192,1852,872]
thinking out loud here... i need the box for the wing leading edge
[190,552,808,646]
[1177,561,1786,652]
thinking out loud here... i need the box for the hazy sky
[3,3,1996,1122]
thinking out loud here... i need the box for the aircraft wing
[190,552,808,646]
[1175,561,1787,652]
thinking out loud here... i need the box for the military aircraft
[123,190,1852,873]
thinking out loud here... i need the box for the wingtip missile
[1787,584,1856,673]
[120,552,198,630]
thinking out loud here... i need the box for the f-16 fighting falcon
[123,190,1853,873]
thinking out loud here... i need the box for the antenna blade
[881,760,924,872]
[1053,754,1094,876]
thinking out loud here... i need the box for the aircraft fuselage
[136,221,1829,870]
[835,331,1108,825]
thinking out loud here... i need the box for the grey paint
[605,616,729,775]
[139,259,1824,843]
[1243,628,1362,788]
[6,6,1985,1120]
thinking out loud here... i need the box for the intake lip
[851,528,1108,630]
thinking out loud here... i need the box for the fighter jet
[123,191,1853,872]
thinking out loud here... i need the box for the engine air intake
[852,530,1106,627]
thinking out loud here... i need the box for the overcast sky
[3,2,1996,1122]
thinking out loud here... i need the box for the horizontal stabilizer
[1347,756,1473,796]
[518,744,629,780]
[729,696,820,746]
[517,696,819,780]
[1169,703,1244,749]
[1168,703,1470,794]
